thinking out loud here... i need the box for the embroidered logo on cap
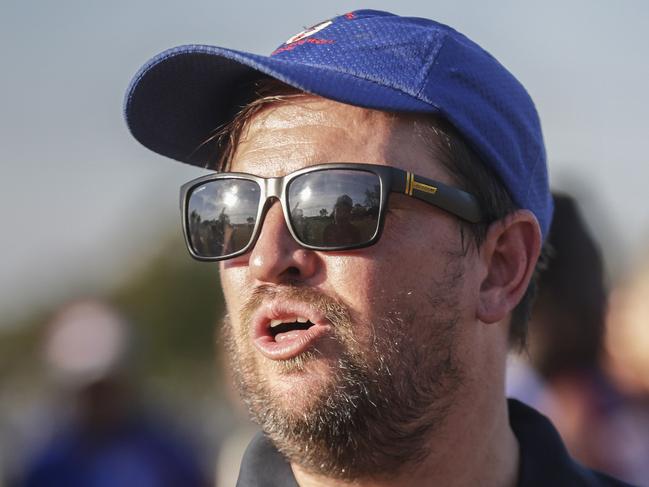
[284,19,332,45]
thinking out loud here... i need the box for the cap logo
[285,20,332,45]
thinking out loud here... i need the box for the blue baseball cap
[124,9,552,237]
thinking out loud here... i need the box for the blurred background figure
[18,299,209,487]
[508,193,649,485]
[607,254,649,395]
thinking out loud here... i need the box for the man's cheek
[219,270,246,308]
[346,262,406,305]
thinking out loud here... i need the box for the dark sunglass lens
[186,179,260,258]
[287,169,381,248]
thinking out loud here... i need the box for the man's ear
[477,210,541,324]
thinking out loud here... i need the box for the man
[124,10,630,486]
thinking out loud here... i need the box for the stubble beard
[223,266,465,481]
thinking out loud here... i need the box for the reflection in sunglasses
[223,191,239,207]
[299,186,312,202]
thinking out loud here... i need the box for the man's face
[219,96,482,479]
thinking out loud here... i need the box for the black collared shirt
[236,399,634,486]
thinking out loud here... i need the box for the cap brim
[124,44,435,167]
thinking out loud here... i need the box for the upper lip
[251,299,330,340]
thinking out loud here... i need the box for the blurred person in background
[508,193,649,485]
[608,254,649,396]
[606,251,649,484]
[124,9,631,487]
[20,299,209,487]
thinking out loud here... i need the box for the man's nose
[248,201,319,284]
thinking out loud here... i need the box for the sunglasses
[180,163,483,261]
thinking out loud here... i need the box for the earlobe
[477,210,542,324]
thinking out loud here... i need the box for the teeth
[269,316,310,328]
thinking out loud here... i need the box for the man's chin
[256,353,341,410]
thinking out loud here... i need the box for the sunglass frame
[180,162,483,261]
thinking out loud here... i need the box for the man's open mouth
[252,303,332,361]
[269,317,315,342]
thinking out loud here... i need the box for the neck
[291,395,519,487]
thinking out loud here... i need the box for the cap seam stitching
[415,30,446,101]
[267,58,436,106]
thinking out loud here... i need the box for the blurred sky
[1,0,648,324]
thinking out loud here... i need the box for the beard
[222,265,465,481]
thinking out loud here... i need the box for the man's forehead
[229,96,444,180]
[233,97,394,160]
